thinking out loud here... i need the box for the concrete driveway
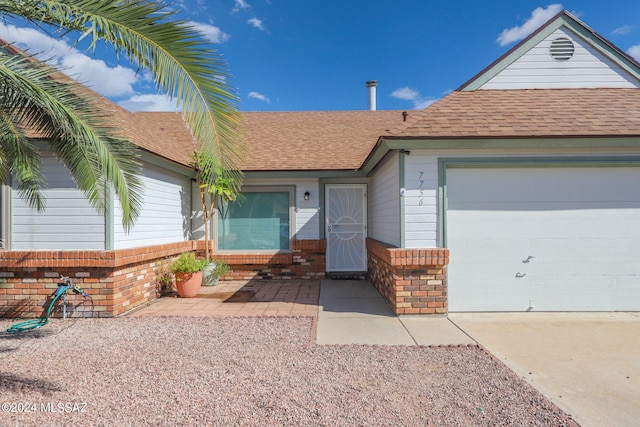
[449,312,640,427]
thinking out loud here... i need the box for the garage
[446,165,640,312]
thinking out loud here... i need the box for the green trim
[318,179,326,239]
[104,185,114,250]
[399,151,406,248]
[362,137,640,175]
[439,156,640,168]
[437,162,446,249]
[245,169,367,179]
[385,137,640,150]
[361,140,392,176]
[0,182,11,250]
[437,156,640,248]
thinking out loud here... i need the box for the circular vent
[549,37,575,61]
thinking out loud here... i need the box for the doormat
[328,274,366,280]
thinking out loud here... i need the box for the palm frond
[1,0,246,181]
[0,47,143,229]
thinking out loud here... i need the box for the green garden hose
[7,278,88,333]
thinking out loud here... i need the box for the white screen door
[325,184,367,272]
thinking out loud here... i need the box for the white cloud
[390,86,436,109]
[390,87,419,101]
[627,45,640,61]
[248,91,270,103]
[59,53,137,97]
[413,98,437,109]
[233,0,251,13]
[118,94,178,112]
[248,17,266,31]
[612,25,633,36]
[0,23,138,97]
[188,21,230,44]
[497,4,564,47]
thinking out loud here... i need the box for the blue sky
[2,1,640,112]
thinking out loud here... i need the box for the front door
[325,184,367,272]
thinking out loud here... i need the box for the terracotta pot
[175,271,203,298]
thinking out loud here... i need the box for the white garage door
[446,166,640,312]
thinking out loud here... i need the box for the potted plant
[191,151,241,284]
[156,260,175,296]
[171,252,206,297]
[202,259,231,286]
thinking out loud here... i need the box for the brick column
[366,238,449,315]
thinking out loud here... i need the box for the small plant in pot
[155,260,175,296]
[171,252,206,298]
[202,259,231,286]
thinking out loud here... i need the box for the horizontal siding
[369,154,401,247]
[114,162,191,249]
[403,155,439,248]
[294,180,320,240]
[12,153,105,250]
[482,28,640,89]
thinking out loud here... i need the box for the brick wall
[199,239,326,280]
[1,239,326,318]
[0,242,195,318]
[366,238,449,315]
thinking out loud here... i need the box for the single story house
[2,10,639,317]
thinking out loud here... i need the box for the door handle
[328,225,332,232]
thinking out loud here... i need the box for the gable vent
[549,37,575,61]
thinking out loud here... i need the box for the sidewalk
[130,278,475,346]
[316,279,476,346]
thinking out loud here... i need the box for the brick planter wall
[1,239,326,318]
[366,238,449,315]
[0,242,195,319]
[199,239,326,280]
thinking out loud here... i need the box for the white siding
[12,153,106,250]
[369,154,401,247]
[294,180,320,239]
[482,28,640,89]
[114,162,191,249]
[403,154,438,248]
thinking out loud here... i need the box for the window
[217,186,293,251]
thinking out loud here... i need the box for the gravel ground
[0,316,578,426]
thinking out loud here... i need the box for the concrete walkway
[316,280,475,346]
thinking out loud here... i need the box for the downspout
[0,181,11,250]
[189,176,195,241]
[399,150,406,249]
[104,186,114,250]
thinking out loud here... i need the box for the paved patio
[129,280,320,317]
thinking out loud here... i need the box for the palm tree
[0,0,244,230]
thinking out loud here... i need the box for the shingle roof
[133,112,195,166]
[386,88,640,139]
[242,111,404,170]
[134,110,404,170]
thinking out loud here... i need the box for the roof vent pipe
[366,80,377,110]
